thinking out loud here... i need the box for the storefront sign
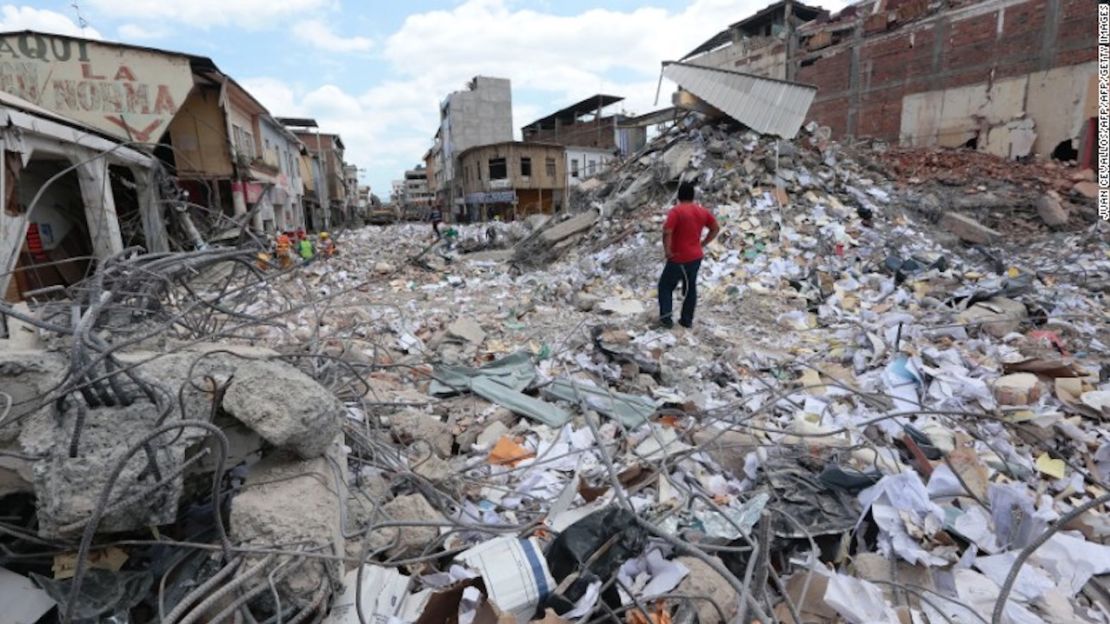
[465,190,516,204]
[0,33,195,142]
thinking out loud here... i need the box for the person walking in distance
[658,181,719,329]
[429,206,443,240]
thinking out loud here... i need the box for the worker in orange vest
[275,232,293,269]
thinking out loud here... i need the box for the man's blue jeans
[658,258,701,326]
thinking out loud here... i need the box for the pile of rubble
[2,112,1109,624]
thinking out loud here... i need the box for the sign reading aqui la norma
[0,32,195,143]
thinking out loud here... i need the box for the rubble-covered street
[3,114,1109,624]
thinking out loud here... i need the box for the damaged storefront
[0,92,158,304]
[458,141,566,222]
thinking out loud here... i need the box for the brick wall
[796,0,1097,141]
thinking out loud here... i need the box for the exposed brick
[796,0,1095,144]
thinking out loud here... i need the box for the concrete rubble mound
[1,112,1109,624]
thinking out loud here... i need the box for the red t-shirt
[664,202,717,263]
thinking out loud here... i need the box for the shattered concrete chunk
[230,441,345,611]
[993,373,1041,406]
[0,350,67,444]
[21,403,192,538]
[958,297,1027,338]
[1073,181,1099,199]
[674,557,739,624]
[661,141,696,181]
[447,317,486,344]
[365,493,443,559]
[940,212,1001,245]
[222,359,343,459]
[1036,191,1069,226]
[692,428,759,477]
[541,212,598,244]
[390,409,453,457]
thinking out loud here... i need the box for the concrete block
[0,350,67,444]
[957,297,1027,338]
[540,212,597,243]
[222,359,343,459]
[365,493,444,559]
[1036,191,1069,226]
[230,439,345,611]
[940,212,1001,245]
[675,557,738,624]
[21,402,191,538]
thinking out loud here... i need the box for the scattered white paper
[822,572,901,624]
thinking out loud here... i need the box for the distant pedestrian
[429,207,443,240]
[657,181,719,329]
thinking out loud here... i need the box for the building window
[489,157,507,180]
[233,125,255,159]
[588,160,596,176]
[571,159,579,178]
[546,157,556,178]
[520,157,532,177]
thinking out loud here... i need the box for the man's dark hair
[677,182,695,202]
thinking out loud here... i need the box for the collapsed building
[681,0,1097,163]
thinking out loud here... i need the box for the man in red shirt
[658,182,719,328]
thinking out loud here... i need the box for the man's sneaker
[657,319,674,329]
[679,320,693,328]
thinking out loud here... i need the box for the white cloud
[86,0,328,29]
[0,5,102,38]
[117,23,168,40]
[239,77,308,117]
[292,19,372,53]
[242,0,856,195]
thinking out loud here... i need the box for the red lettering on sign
[80,63,106,80]
[153,84,176,114]
[113,65,136,81]
[105,116,163,142]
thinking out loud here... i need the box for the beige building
[457,142,565,221]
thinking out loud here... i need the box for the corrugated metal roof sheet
[662,62,817,139]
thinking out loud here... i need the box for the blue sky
[6,0,849,198]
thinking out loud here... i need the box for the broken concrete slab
[940,212,1001,245]
[661,141,696,181]
[447,317,486,344]
[21,402,192,538]
[540,211,598,244]
[692,428,760,477]
[230,440,345,611]
[958,297,1027,338]
[993,372,1041,406]
[365,493,444,559]
[390,409,453,458]
[597,297,645,316]
[674,556,739,624]
[1036,191,1069,227]
[1073,181,1099,199]
[0,350,67,444]
[222,358,343,459]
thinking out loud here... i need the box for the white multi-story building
[565,146,616,187]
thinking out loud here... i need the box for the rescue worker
[297,235,315,264]
[319,231,337,258]
[275,232,293,269]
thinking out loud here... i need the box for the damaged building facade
[457,141,566,221]
[431,76,513,220]
[683,0,1098,162]
[0,31,365,291]
[0,93,159,303]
